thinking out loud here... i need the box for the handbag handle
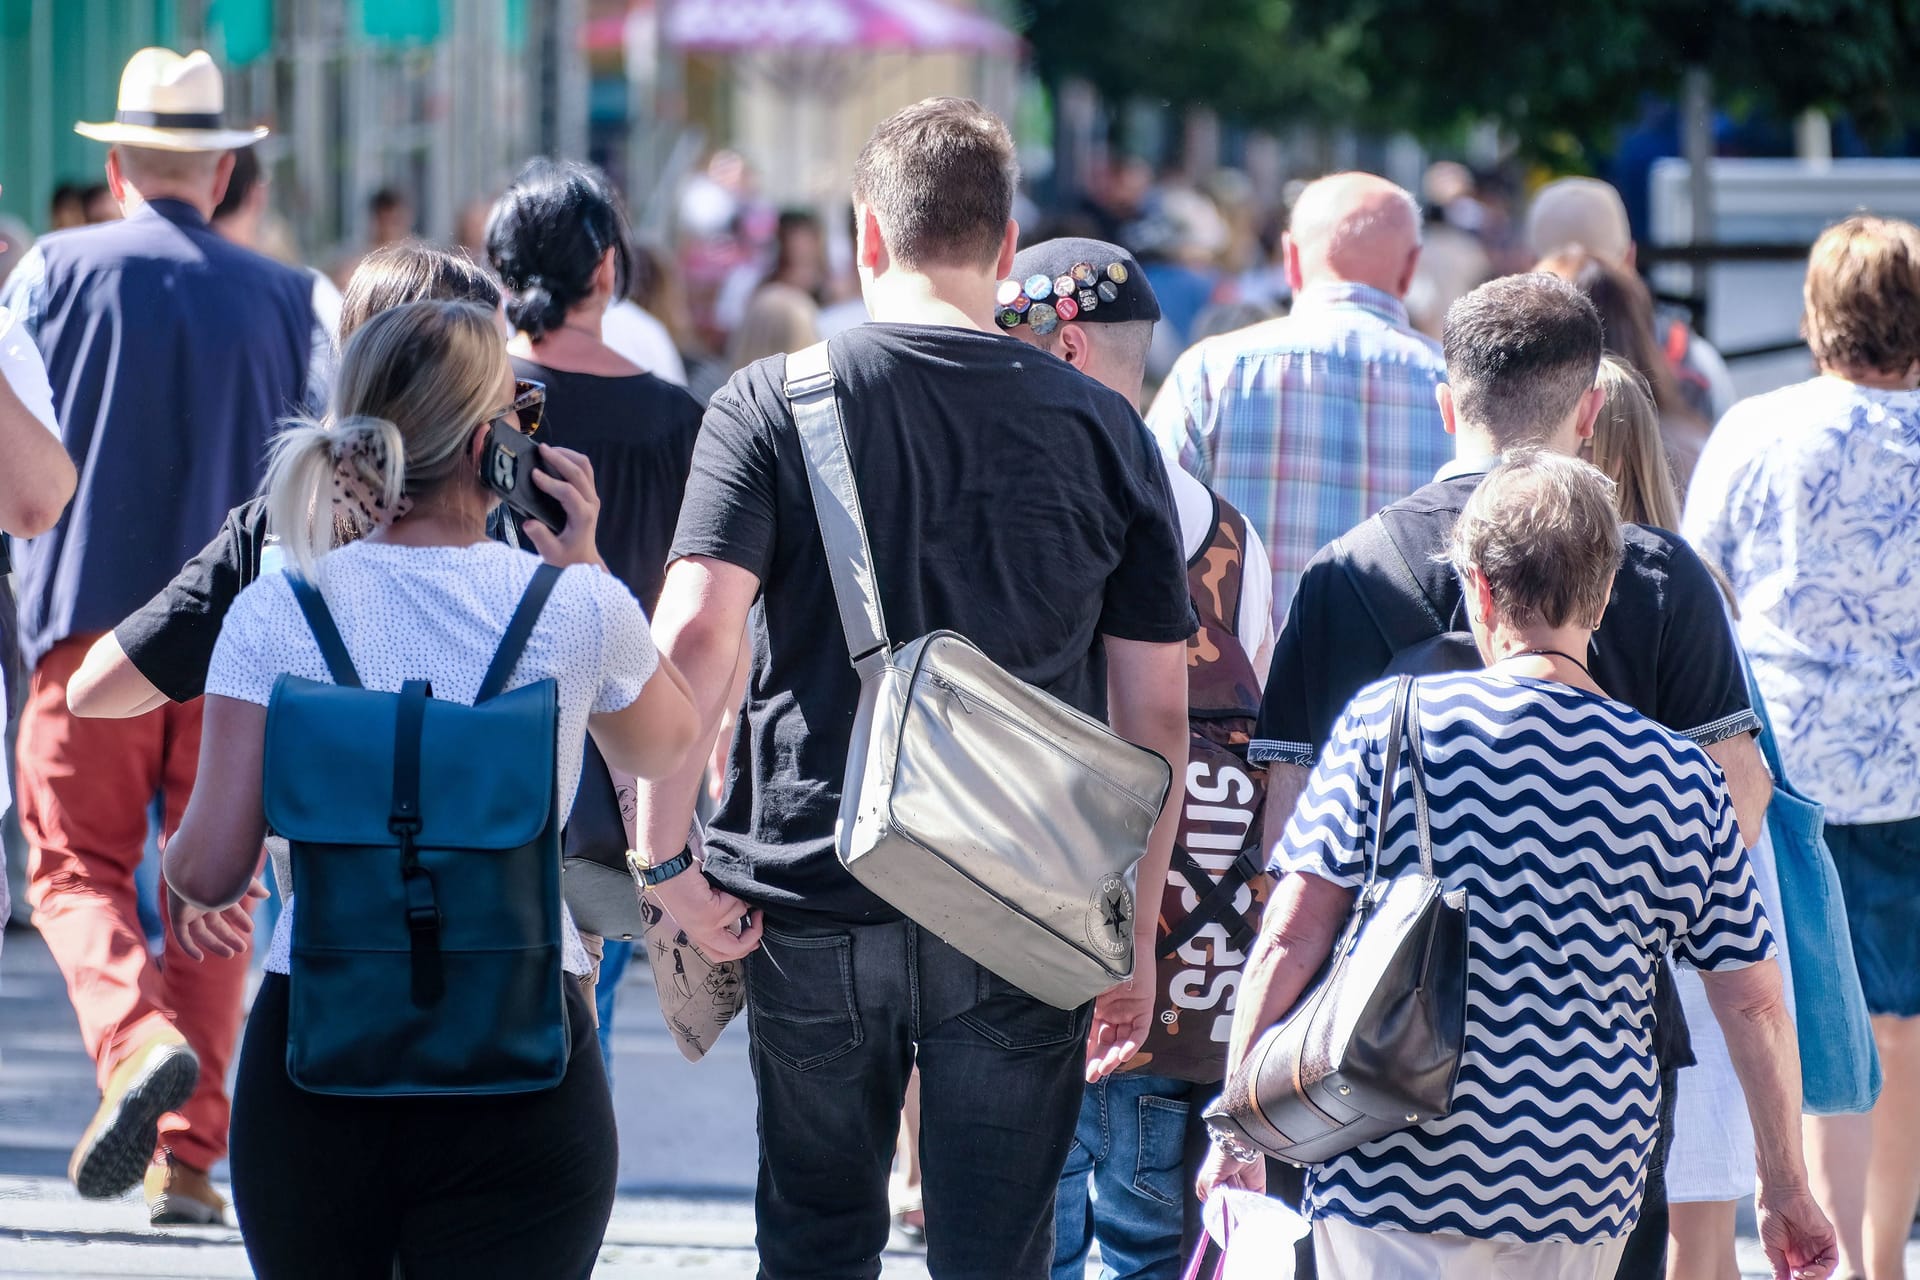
[1365,676,1435,887]
[783,341,893,680]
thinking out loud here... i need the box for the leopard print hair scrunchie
[329,432,413,529]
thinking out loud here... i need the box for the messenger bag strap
[287,573,363,688]
[476,563,564,704]
[390,678,443,1007]
[1338,515,1447,655]
[783,341,892,681]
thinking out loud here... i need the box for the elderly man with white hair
[1524,176,1736,420]
[1147,172,1450,630]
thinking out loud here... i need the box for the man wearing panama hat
[0,46,327,1227]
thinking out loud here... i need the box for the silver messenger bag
[781,341,1174,1010]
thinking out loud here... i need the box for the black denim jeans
[747,912,1094,1279]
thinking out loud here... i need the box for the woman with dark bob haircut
[486,159,706,1069]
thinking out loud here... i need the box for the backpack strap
[390,678,443,1006]
[1158,843,1268,960]
[1339,515,1447,657]
[287,573,363,688]
[476,563,564,704]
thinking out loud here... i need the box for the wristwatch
[627,847,694,890]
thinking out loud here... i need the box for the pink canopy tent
[660,0,1021,55]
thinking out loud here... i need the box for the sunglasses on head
[492,378,545,436]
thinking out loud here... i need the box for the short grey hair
[116,145,224,188]
[1445,449,1623,630]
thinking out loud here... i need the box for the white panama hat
[74,47,269,153]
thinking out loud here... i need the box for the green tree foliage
[1018,0,1369,126]
[1021,0,1920,167]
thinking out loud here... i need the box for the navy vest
[17,198,315,668]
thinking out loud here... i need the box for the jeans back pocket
[746,927,863,1072]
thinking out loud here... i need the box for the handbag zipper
[924,671,1162,816]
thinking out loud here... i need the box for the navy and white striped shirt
[1274,672,1775,1245]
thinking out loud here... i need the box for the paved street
[0,923,931,1278]
[1,921,1912,1278]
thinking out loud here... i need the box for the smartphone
[480,418,567,533]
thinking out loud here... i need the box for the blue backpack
[266,564,570,1096]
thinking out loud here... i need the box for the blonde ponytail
[264,416,407,578]
[262,299,507,577]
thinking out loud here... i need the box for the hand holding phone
[481,418,567,530]
[520,443,604,570]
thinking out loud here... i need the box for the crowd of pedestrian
[0,40,1915,1280]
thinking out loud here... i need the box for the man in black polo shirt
[1250,273,1773,1280]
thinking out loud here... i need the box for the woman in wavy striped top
[1201,452,1836,1280]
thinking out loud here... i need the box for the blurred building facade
[0,0,589,255]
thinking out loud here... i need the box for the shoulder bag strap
[1339,515,1448,654]
[1403,680,1435,878]
[287,572,363,688]
[390,677,443,1006]
[783,341,892,680]
[476,563,564,704]
[1365,675,1414,887]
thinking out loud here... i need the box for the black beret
[996,237,1159,336]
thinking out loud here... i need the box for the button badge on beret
[1054,294,1080,322]
[1052,274,1076,300]
[996,307,1022,329]
[1024,273,1054,300]
[1071,262,1097,287]
[1106,262,1130,284]
[1097,279,1120,304]
[1011,292,1033,313]
[996,280,1022,307]
[1027,301,1060,336]
[1077,288,1099,313]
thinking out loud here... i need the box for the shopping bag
[1744,670,1881,1114]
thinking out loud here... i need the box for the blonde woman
[1589,355,1684,529]
[159,300,711,1277]
[1589,354,1798,1280]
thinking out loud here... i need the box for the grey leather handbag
[1205,676,1469,1164]
[781,341,1174,1010]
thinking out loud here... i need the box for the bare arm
[159,694,271,960]
[1198,869,1355,1197]
[631,555,764,961]
[1700,959,1839,1278]
[1703,731,1773,849]
[0,365,74,537]
[587,648,700,780]
[1086,635,1191,1080]
[67,632,169,719]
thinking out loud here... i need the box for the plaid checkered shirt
[1146,282,1451,629]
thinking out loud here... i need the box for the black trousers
[746,913,1094,1280]
[230,973,617,1280]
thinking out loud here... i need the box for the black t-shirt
[116,497,271,703]
[673,324,1195,921]
[1255,471,1758,762]
[510,357,703,611]
[1255,468,1760,1070]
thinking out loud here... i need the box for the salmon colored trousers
[15,635,250,1172]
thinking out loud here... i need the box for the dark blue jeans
[1052,1072,1199,1280]
[746,913,1093,1280]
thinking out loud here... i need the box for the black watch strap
[631,848,694,888]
